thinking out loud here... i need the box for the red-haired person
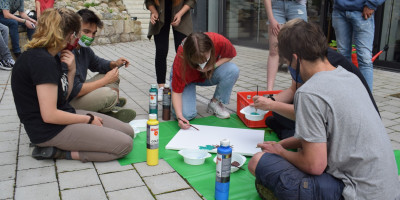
[171,32,240,129]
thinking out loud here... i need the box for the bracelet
[23,19,26,24]
[214,64,218,69]
[267,94,276,101]
[86,113,94,124]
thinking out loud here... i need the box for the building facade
[192,0,400,71]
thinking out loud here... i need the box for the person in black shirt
[11,8,134,162]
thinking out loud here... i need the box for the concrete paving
[0,40,399,199]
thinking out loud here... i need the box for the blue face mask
[288,65,304,84]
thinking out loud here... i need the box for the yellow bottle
[147,114,159,166]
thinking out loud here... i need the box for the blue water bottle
[215,139,232,200]
[149,84,158,118]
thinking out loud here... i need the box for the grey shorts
[255,153,344,199]
[270,0,307,24]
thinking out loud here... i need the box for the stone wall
[14,0,141,48]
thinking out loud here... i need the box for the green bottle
[149,84,158,118]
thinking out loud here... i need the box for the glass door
[223,0,268,49]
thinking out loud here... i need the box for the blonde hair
[25,8,81,50]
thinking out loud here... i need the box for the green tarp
[118,114,400,199]
[119,114,278,200]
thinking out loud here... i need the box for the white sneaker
[207,100,230,119]
[158,87,164,102]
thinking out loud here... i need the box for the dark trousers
[153,0,187,84]
[0,14,35,53]
[266,112,296,140]
[256,153,344,200]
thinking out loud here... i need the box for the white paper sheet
[165,125,264,156]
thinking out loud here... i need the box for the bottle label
[216,153,231,183]
[149,92,157,109]
[147,124,159,149]
[162,91,171,107]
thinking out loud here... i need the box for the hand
[362,6,374,19]
[115,57,129,68]
[150,12,159,25]
[178,117,191,129]
[29,18,37,25]
[171,14,182,27]
[60,50,76,71]
[92,115,103,126]
[257,142,284,155]
[25,20,35,29]
[252,96,274,111]
[269,18,280,37]
[104,68,119,84]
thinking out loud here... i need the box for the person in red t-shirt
[35,0,54,19]
[171,32,240,129]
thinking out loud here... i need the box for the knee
[248,152,265,176]
[183,111,197,121]
[100,87,118,102]
[8,20,18,29]
[117,135,133,158]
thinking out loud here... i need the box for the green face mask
[78,35,94,47]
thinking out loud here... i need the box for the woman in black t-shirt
[11,8,134,162]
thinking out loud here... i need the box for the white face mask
[198,56,210,70]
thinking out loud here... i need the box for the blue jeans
[332,10,375,91]
[171,62,240,120]
[0,14,35,53]
[256,153,344,199]
[0,23,12,60]
[270,0,307,24]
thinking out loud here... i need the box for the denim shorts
[270,0,308,24]
[255,153,344,199]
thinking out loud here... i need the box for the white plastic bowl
[178,149,211,165]
[240,105,268,121]
[213,153,246,173]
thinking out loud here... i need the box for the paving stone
[17,156,54,170]
[389,133,400,143]
[391,141,400,150]
[0,180,14,199]
[56,159,93,173]
[0,131,19,142]
[134,159,175,177]
[108,186,155,200]
[381,111,400,120]
[100,170,144,192]
[0,164,15,181]
[0,122,20,132]
[382,118,399,128]
[18,132,30,145]
[0,151,17,166]
[94,160,133,174]
[16,166,56,187]
[0,140,18,152]
[58,168,100,190]
[61,185,107,200]
[389,125,400,132]
[15,182,59,200]
[143,172,190,195]
[156,189,203,200]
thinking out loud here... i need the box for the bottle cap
[149,114,157,120]
[220,139,230,147]
[151,84,157,88]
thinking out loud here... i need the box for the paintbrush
[255,85,258,113]
[177,118,199,131]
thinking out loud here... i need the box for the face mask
[198,56,210,70]
[64,37,79,51]
[78,35,94,47]
[288,65,304,84]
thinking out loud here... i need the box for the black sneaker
[0,60,12,71]
[6,58,15,68]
